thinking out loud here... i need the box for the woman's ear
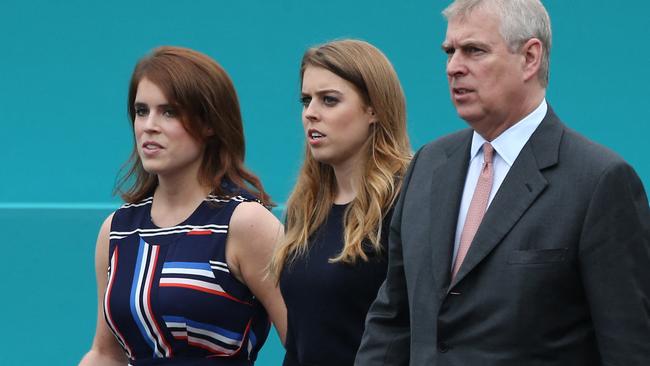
[204,126,215,137]
[367,106,377,125]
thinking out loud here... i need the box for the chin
[455,108,484,125]
[311,155,330,165]
[140,163,163,175]
[310,153,334,166]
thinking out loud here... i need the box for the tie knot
[482,143,494,164]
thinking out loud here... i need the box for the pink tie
[452,143,494,278]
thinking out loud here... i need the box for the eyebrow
[461,40,490,48]
[301,89,343,96]
[441,39,490,51]
[133,102,174,109]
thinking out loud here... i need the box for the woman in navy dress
[269,39,411,365]
[80,46,286,366]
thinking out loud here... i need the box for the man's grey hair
[443,0,552,87]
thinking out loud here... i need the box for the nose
[303,100,319,123]
[142,113,161,133]
[446,51,467,78]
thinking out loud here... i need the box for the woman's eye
[323,95,339,106]
[162,108,177,118]
[300,96,311,108]
[134,107,148,117]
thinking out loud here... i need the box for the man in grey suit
[355,0,650,365]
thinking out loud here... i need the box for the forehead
[444,7,504,46]
[301,66,356,93]
[135,78,169,103]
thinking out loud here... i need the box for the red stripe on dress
[159,283,251,305]
[187,230,212,235]
[105,246,134,358]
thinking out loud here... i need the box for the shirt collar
[469,99,547,166]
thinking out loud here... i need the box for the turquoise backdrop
[0,1,648,365]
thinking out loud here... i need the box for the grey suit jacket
[355,108,650,366]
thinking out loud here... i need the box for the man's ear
[521,38,543,83]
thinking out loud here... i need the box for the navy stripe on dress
[104,185,270,365]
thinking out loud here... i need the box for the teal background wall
[0,1,648,364]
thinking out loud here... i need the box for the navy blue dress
[280,203,392,366]
[104,187,270,365]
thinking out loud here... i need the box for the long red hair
[116,46,271,205]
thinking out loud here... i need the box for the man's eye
[323,95,339,106]
[466,46,483,54]
[134,107,148,117]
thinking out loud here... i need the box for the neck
[155,177,210,206]
[476,89,545,141]
[151,163,212,227]
[331,151,366,205]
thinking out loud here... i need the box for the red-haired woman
[80,46,286,366]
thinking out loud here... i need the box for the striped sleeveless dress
[103,187,270,365]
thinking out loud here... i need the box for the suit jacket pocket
[508,248,568,264]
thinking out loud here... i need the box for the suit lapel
[449,108,564,289]
[428,132,473,292]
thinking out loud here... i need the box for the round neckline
[331,202,350,212]
[147,196,207,229]
[332,200,352,206]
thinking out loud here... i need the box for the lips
[451,85,476,103]
[452,87,474,95]
[142,141,164,154]
[305,128,326,147]
[307,129,326,139]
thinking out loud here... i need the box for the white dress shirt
[451,99,548,266]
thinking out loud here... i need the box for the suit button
[438,341,450,353]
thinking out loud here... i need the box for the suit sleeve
[354,149,423,366]
[579,160,650,364]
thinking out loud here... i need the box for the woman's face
[133,78,204,179]
[300,66,375,170]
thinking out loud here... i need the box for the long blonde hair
[270,39,411,278]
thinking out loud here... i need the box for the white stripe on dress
[188,325,242,346]
[161,267,215,279]
[159,278,225,293]
[141,245,171,357]
[188,335,236,355]
[133,243,164,357]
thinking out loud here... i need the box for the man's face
[442,7,528,139]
